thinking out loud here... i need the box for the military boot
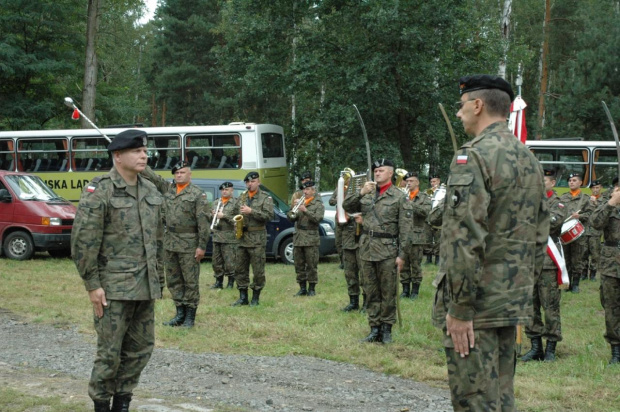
[590,269,597,281]
[307,283,316,296]
[163,305,186,327]
[410,283,420,300]
[425,254,433,264]
[359,294,368,313]
[93,400,110,412]
[434,255,440,265]
[544,340,557,362]
[210,276,224,289]
[182,306,197,328]
[294,282,307,296]
[399,283,410,299]
[381,323,393,344]
[111,394,131,412]
[610,345,620,365]
[521,337,544,362]
[580,268,588,281]
[571,275,580,293]
[250,289,261,306]
[232,289,249,306]
[360,326,381,343]
[226,276,235,288]
[342,295,359,312]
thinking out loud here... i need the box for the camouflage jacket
[140,166,210,252]
[590,200,620,278]
[330,187,359,249]
[544,190,567,270]
[558,190,593,227]
[287,196,324,247]
[71,167,164,300]
[224,189,274,247]
[402,191,431,245]
[436,121,549,329]
[211,198,239,244]
[585,195,604,236]
[343,183,408,262]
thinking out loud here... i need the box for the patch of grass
[1,254,619,411]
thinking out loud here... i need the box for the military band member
[427,174,442,265]
[434,75,548,411]
[290,170,312,207]
[72,129,164,412]
[522,170,567,362]
[559,173,593,293]
[400,172,431,300]
[288,180,325,296]
[210,182,238,289]
[343,158,408,344]
[590,177,620,364]
[584,180,604,281]
[142,160,210,328]
[226,171,274,306]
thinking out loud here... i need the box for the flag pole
[63,97,111,143]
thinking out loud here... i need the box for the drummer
[559,172,594,293]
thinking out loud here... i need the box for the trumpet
[289,197,304,219]
[210,199,223,230]
[233,214,244,239]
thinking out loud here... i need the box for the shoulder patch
[558,203,564,208]
[456,155,468,165]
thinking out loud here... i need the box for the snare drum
[560,219,585,245]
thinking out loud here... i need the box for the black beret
[590,180,602,187]
[219,181,233,190]
[244,171,259,182]
[302,180,315,188]
[459,74,515,102]
[613,177,619,186]
[107,129,147,152]
[371,158,395,172]
[300,171,312,180]
[543,169,556,177]
[405,172,419,179]
[429,174,440,180]
[568,172,582,180]
[171,160,189,174]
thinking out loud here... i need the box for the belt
[296,225,317,230]
[167,226,197,234]
[361,229,398,239]
[604,240,620,248]
[243,226,265,232]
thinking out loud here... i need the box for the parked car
[0,171,76,260]
[319,191,336,227]
[190,179,336,264]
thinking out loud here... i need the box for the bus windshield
[5,175,63,201]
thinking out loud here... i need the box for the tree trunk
[498,0,512,79]
[82,0,102,129]
[537,0,551,140]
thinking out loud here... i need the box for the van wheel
[279,237,294,265]
[3,231,34,260]
[48,249,72,259]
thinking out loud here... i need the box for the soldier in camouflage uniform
[210,182,238,289]
[434,75,549,411]
[558,172,593,293]
[71,130,164,412]
[288,180,325,296]
[343,159,409,344]
[583,180,604,281]
[590,178,620,364]
[225,171,274,306]
[142,160,210,328]
[521,170,567,362]
[400,172,431,300]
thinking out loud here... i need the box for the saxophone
[233,190,248,239]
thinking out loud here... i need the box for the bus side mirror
[0,188,12,202]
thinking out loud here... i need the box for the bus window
[0,139,15,171]
[72,137,112,172]
[17,138,69,172]
[593,148,618,188]
[186,134,241,169]
[148,135,181,170]
[530,147,588,187]
[261,133,284,158]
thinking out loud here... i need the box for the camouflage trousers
[361,258,397,327]
[335,223,343,256]
[444,326,517,412]
[525,268,562,341]
[565,236,587,284]
[294,245,319,284]
[236,246,266,291]
[212,242,237,279]
[430,228,441,256]
[89,300,155,402]
[584,235,602,272]
[600,275,620,345]
[165,250,200,308]
[400,244,424,286]
[343,248,362,296]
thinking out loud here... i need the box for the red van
[0,171,75,260]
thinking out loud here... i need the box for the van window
[5,174,59,201]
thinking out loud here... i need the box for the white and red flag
[508,95,527,143]
[546,237,569,289]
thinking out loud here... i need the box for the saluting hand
[88,288,107,318]
[446,314,475,358]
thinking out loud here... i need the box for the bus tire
[48,249,72,259]
[279,237,294,265]
[3,231,34,260]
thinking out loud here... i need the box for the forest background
[1,0,619,191]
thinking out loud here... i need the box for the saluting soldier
[288,180,325,296]
[584,180,604,281]
[226,171,274,306]
[72,129,164,412]
[343,159,409,344]
[434,75,548,411]
[590,177,620,364]
[400,172,431,300]
[210,182,238,289]
[142,160,210,328]
[521,169,567,362]
[558,172,594,292]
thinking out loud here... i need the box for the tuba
[395,168,408,193]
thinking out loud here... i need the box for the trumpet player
[288,180,325,296]
[225,171,274,307]
[209,182,238,290]
[290,170,312,207]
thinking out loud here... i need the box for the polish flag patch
[456,155,468,165]
[87,185,96,193]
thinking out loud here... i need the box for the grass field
[0,254,619,411]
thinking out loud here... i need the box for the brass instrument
[346,173,369,197]
[431,183,446,210]
[289,197,304,219]
[395,168,408,193]
[425,187,435,195]
[336,168,355,224]
[210,199,223,230]
[234,190,248,239]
